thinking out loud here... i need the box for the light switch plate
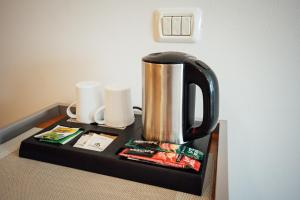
[153,8,202,43]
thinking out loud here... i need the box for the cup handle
[66,101,77,118]
[94,106,105,124]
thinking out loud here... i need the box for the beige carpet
[0,149,215,200]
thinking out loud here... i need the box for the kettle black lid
[142,52,196,64]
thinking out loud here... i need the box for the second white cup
[94,86,136,128]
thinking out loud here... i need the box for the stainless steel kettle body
[142,52,219,144]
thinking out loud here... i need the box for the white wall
[0,0,299,199]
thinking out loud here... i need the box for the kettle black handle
[183,59,219,141]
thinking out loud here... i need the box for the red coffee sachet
[119,148,201,172]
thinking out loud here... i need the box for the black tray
[19,115,216,195]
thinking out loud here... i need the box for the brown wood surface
[35,115,219,199]
[209,130,219,200]
[36,115,65,128]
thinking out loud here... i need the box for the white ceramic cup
[94,86,136,127]
[67,81,102,124]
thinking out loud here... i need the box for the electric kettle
[142,52,219,144]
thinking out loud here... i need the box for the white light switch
[172,16,181,36]
[162,17,172,36]
[153,8,202,43]
[181,16,191,36]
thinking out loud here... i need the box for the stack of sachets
[118,140,204,172]
[34,125,83,145]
